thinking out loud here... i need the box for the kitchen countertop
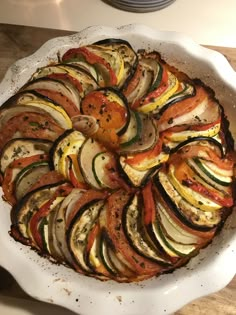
[0,23,236,315]
[0,0,236,47]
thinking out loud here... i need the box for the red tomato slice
[106,189,165,275]
[130,66,168,110]
[86,223,100,255]
[138,66,169,107]
[0,112,64,150]
[173,160,233,207]
[183,179,233,207]
[28,170,65,193]
[142,181,156,225]
[102,155,130,191]
[158,85,208,125]
[123,63,143,98]
[179,145,234,171]
[125,137,162,166]
[62,47,117,86]
[85,224,112,278]
[47,73,83,94]
[162,117,221,134]
[67,155,88,189]
[35,89,80,118]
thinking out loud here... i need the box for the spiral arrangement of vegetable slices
[1,38,235,282]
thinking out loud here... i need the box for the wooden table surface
[0,23,235,315]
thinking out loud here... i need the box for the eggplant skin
[93,38,134,49]
[10,180,69,254]
[153,175,218,232]
[95,86,129,106]
[169,136,225,157]
[48,128,75,169]
[122,193,172,266]
[92,38,139,90]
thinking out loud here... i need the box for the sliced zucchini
[14,161,50,201]
[92,151,120,189]
[100,231,136,280]
[94,202,127,279]
[154,82,196,117]
[38,217,50,253]
[99,230,117,276]
[194,158,232,186]
[123,62,153,105]
[123,193,171,264]
[68,199,104,272]
[119,110,142,150]
[85,45,124,86]
[14,181,68,240]
[93,38,138,88]
[79,138,105,189]
[119,113,158,154]
[163,122,221,142]
[0,138,52,173]
[106,244,136,279]
[156,171,221,229]
[55,188,85,265]
[149,220,180,258]
[142,57,163,93]
[85,219,116,280]
[156,199,200,245]
[85,226,111,280]
[202,159,233,177]
[137,71,179,113]
[34,196,65,255]
[51,129,85,176]
[168,164,222,212]
[187,158,231,192]
[156,223,197,257]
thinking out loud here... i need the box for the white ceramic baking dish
[0,24,235,315]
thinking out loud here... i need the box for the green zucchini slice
[68,200,104,272]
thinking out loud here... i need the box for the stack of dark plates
[107,0,176,13]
